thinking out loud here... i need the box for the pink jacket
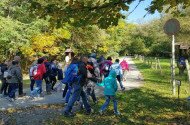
[120,60,129,71]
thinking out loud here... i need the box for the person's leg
[116,75,124,89]
[62,83,68,98]
[4,80,8,95]
[30,76,35,91]
[80,89,91,113]
[100,96,110,111]
[0,78,6,94]
[64,84,81,114]
[36,80,43,94]
[9,83,18,99]
[51,76,57,90]
[65,86,72,103]
[90,89,97,103]
[18,82,24,95]
[111,96,119,114]
[44,77,51,93]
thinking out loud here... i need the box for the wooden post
[158,58,162,74]
[155,57,158,70]
[185,60,190,82]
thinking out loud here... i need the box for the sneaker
[63,111,76,117]
[64,102,68,106]
[121,87,125,91]
[114,111,121,115]
[0,94,3,98]
[86,109,94,115]
[6,97,15,102]
[46,92,52,95]
[99,110,103,115]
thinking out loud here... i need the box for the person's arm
[97,79,105,87]
[15,68,23,83]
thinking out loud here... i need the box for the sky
[124,0,160,23]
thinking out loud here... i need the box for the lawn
[45,58,190,125]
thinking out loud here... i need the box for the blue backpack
[62,64,79,85]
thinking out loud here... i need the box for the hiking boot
[63,111,76,117]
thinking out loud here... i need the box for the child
[97,70,120,115]
[120,58,129,81]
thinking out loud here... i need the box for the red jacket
[33,63,46,80]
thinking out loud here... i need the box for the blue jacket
[97,70,118,96]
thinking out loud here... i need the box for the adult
[42,57,52,94]
[63,56,93,117]
[7,61,22,101]
[110,59,125,91]
[0,60,8,96]
[14,56,26,97]
[49,59,58,90]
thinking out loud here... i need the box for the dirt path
[0,56,143,125]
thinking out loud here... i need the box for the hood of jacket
[108,70,116,78]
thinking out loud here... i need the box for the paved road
[0,56,143,111]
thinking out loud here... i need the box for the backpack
[31,64,39,77]
[102,63,110,72]
[62,64,79,84]
[4,69,13,79]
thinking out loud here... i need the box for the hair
[107,56,112,61]
[71,56,79,64]
[12,60,19,65]
[37,58,44,64]
[115,59,119,63]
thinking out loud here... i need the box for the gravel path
[0,56,143,125]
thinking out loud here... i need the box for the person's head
[90,53,96,58]
[115,59,119,63]
[14,56,21,62]
[37,58,44,64]
[12,60,19,66]
[107,56,112,61]
[80,56,88,64]
[71,56,78,64]
[42,56,48,61]
[51,58,57,63]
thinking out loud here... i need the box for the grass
[45,58,190,125]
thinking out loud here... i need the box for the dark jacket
[7,65,23,84]
[78,61,87,87]
[0,63,8,79]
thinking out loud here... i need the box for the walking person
[120,58,129,81]
[97,70,120,115]
[6,61,23,102]
[100,56,113,78]
[110,59,125,90]
[0,60,9,97]
[63,56,93,117]
[30,58,46,98]
[14,56,26,97]
[49,59,58,91]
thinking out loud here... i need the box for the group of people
[0,53,130,116]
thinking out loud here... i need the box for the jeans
[44,77,51,93]
[8,83,18,99]
[64,83,91,113]
[116,75,124,89]
[86,88,97,103]
[100,95,118,113]
[31,80,42,96]
[0,78,8,95]
[30,76,35,91]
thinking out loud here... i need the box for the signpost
[164,18,180,95]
